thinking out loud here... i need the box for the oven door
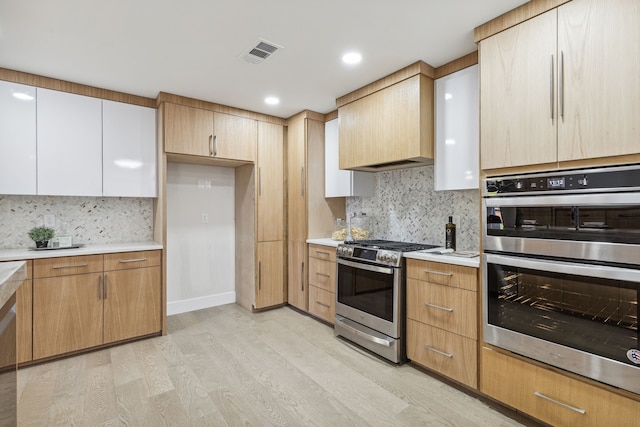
[335,257,401,339]
[483,252,640,394]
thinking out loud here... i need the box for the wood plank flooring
[17,304,539,426]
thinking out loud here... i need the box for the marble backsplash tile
[0,195,154,250]
[346,165,480,251]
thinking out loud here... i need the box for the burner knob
[391,254,399,263]
[347,247,354,256]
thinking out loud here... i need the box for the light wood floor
[17,304,538,426]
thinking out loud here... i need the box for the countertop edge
[306,238,479,268]
[0,241,163,262]
[0,261,27,307]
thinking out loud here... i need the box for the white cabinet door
[325,118,374,198]
[103,100,157,197]
[434,65,479,191]
[0,80,37,195]
[36,88,102,196]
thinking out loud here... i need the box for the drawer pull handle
[119,258,147,263]
[534,392,586,415]
[424,345,453,358]
[315,272,330,278]
[423,269,453,277]
[53,263,88,269]
[315,301,331,308]
[424,302,453,312]
[315,250,330,256]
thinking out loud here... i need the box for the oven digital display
[547,177,565,188]
[353,248,377,261]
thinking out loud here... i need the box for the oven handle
[335,317,392,347]
[337,258,394,275]
[483,192,640,207]
[484,253,640,282]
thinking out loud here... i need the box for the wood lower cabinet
[405,258,478,389]
[307,244,337,324]
[481,346,640,427]
[288,241,308,311]
[16,261,32,364]
[255,241,285,310]
[32,251,161,361]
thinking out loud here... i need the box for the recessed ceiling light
[12,92,34,101]
[265,96,280,105]
[342,52,362,65]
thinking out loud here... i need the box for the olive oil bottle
[445,216,456,250]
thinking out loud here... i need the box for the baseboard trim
[167,292,236,316]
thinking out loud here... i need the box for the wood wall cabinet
[338,71,434,172]
[307,244,337,324]
[481,346,640,427]
[405,258,478,389]
[286,111,344,312]
[236,122,286,311]
[16,261,32,364]
[480,0,640,171]
[164,102,257,163]
[32,251,161,360]
[0,80,36,195]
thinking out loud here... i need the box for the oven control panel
[336,245,402,267]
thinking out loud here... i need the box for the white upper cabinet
[325,118,374,198]
[36,88,103,196]
[0,81,37,195]
[103,100,157,197]
[434,65,479,191]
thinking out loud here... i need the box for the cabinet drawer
[308,285,335,324]
[407,319,477,389]
[406,278,477,339]
[308,257,336,292]
[406,258,477,291]
[308,244,336,262]
[104,250,161,271]
[34,255,103,278]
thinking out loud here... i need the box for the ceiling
[0,0,528,118]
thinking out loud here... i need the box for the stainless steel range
[335,239,440,363]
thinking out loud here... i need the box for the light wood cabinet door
[557,0,640,162]
[287,117,307,242]
[257,122,284,242]
[103,266,161,343]
[16,262,32,364]
[406,259,477,291]
[213,112,256,162]
[308,244,336,263]
[255,241,285,309]
[33,273,103,359]
[308,285,335,324]
[308,257,335,293]
[164,103,213,156]
[287,240,308,311]
[480,10,558,170]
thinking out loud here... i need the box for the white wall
[166,162,236,315]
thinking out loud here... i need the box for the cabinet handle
[104,274,108,299]
[301,262,305,291]
[119,258,146,263]
[534,392,586,415]
[53,263,88,269]
[315,301,331,308]
[423,269,453,277]
[258,167,262,196]
[315,272,330,278]
[300,166,305,197]
[209,135,214,156]
[549,54,554,119]
[258,261,262,290]
[559,51,564,119]
[98,275,103,300]
[424,344,453,358]
[213,135,218,156]
[315,250,330,257]
[424,302,453,312]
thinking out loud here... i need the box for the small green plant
[28,226,55,242]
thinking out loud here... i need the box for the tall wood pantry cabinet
[286,111,344,311]
[480,0,640,171]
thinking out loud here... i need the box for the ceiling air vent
[240,38,283,64]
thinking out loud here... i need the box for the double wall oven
[482,165,640,395]
[335,240,438,363]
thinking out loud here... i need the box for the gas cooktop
[338,239,441,267]
[342,239,440,252]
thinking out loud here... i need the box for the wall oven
[335,240,438,363]
[482,165,640,395]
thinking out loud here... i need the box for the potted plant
[28,226,55,248]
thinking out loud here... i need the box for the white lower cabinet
[36,88,103,196]
[0,81,37,195]
[103,100,157,197]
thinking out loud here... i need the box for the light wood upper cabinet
[164,103,257,162]
[480,10,558,170]
[480,0,640,171]
[557,0,640,162]
[339,74,434,171]
[257,122,284,242]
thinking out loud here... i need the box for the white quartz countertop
[0,241,163,262]
[0,261,26,307]
[306,238,479,268]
